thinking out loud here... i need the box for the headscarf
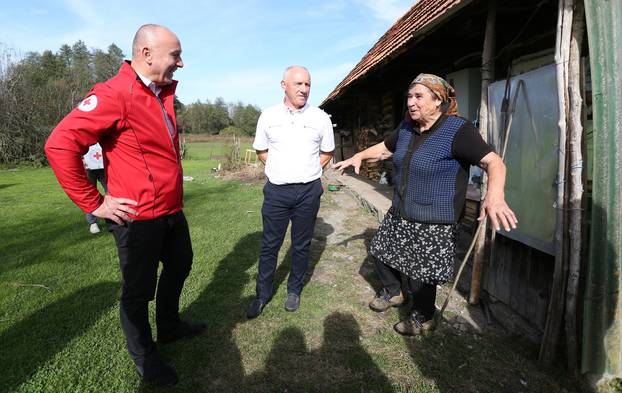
[410,73,459,116]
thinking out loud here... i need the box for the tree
[231,102,261,135]
[93,44,124,83]
[0,40,124,163]
[58,44,72,68]
[178,101,208,134]
[208,97,231,134]
[68,40,92,100]
[177,98,261,136]
[40,50,66,81]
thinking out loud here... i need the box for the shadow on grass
[0,281,120,392]
[402,331,481,393]
[246,312,394,392]
[0,183,17,190]
[0,214,98,277]
[402,330,588,393]
[165,232,263,390]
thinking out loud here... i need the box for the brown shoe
[393,313,436,336]
[369,288,405,312]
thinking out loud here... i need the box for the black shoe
[284,293,300,312]
[138,353,179,387]
[247,298,266,319]
[158,321,207,344]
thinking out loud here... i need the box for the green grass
[0,145,589,392]
[184,140,253,162]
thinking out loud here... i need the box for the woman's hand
[478,191,517,232]
[333,154,363,174]
[333,142,392,175]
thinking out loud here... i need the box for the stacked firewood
[350,94,401,183]
[379,94,395,137]
[356,126,383,181]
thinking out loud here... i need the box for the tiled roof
[322,0,470,106]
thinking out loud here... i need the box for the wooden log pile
[353,93,397,182]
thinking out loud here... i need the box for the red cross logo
[93,151,102,160]
[78,95,98,112]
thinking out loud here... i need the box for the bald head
[132,24,172,59]
[281,66,311,109]
[131,24,183,86]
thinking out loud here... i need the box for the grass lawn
[184,139,253,162]
[0,140,587,392]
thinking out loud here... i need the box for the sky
[0,0,416,109]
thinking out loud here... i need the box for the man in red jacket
[45,24,205,387]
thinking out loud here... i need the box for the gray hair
[282,65,310,81]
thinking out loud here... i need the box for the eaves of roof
[321,0,474,107]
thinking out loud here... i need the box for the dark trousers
[374,257,436,320]
[256,179,323,301]
[85,169,107,224]
[108,210,193,366]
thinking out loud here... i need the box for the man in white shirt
[247,66,335,318]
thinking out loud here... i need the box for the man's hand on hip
[92,195,139,224]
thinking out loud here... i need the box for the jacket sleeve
[45,84,124,213]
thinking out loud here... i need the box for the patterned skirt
[369,208,458,285]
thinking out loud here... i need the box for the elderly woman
[333,73,517,336]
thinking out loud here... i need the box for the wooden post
[564,0,584,373]
[539,0,573,365]
[469,0,496,305]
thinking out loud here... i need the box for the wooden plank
[517,243,530,318]
[540,0,573,365]
[495,235,511,305]
[470,0,496,304]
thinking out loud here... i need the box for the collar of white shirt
[135,71,162,97]
[282,101,309,114]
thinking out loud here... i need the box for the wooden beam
[470,0,496,305]
[539,0,573,366]
[564,0,585,373]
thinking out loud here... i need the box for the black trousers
[374,257,436,320]
[108,210,193,366]
[256,179,323,301]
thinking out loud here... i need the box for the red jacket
[45,61,183,221]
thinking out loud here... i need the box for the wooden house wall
[458,202,554,334]
[483,235,554,331]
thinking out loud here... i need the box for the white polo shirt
[253,103,335,185]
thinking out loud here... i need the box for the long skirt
[369,208,458,285]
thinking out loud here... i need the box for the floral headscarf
[410,73,458,116]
